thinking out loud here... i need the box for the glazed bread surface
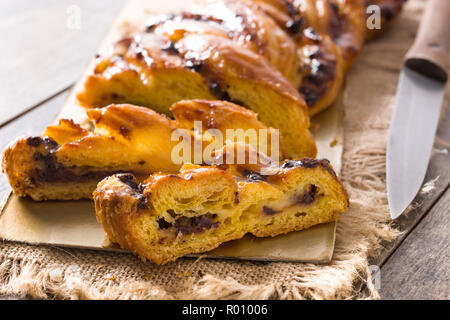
[77,31,316,158]
[77,0,405,120]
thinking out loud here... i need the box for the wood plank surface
[381,187,450,299]
[0,0,125,126]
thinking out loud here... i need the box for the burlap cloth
[0,0,440,299]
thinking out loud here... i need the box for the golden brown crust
[153,0,302,86]
[78,31,316,158]
[94,144,349,264]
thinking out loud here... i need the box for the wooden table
[0,1,448,300]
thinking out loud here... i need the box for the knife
[387,0,449,219]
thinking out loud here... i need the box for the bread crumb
[330,136,339,147]
[310,122,320,133]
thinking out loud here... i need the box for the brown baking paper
[0,0,345,263]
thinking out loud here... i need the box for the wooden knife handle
[405,0,450,83]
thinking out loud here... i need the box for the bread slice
[77,30,316,158]
[94,143,349,264]
[2,101,286,200]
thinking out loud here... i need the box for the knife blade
[387,0,449,219]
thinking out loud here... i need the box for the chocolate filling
[161,41,180,55]
[32,150,129,184]
[285,17,304,35]
[27,138,138,185]
[280,159,337,179]
[262,184,319,216]
[296,184,318,205]
[299,86,320,107]
[208,81,231,101]
[157,217,172,230]
[116,174,149,209]
[234,192,240,205]
[119,125,131,139]
[157,213,219,235]
[262,206,280,215]
[27,137,44,147]
[117,174,140,190]
[184,59,204,73]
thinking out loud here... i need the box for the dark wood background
[0,0,448,300]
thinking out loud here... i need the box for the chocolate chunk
[174,213,219,235]
[27,137,43,147]
[296,185,317,205]
[184,59,204,73]
[117,174,139,191]
[285,18,303,35]
[242,169,267,182]
[280,159,336,179]
[161,41,179,55]
[280,160,303,169]
[43,137,58,148]
[302,158,329,169]
[119,126,131,139]
[299,85,319,106]
[209,81,231,101]
[234,192,240,204]
[262,206,280,215]
[305,59,335,85]
[157,217,172,230]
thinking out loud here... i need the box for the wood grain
[381,187,450,299]
[0,0,125,126]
